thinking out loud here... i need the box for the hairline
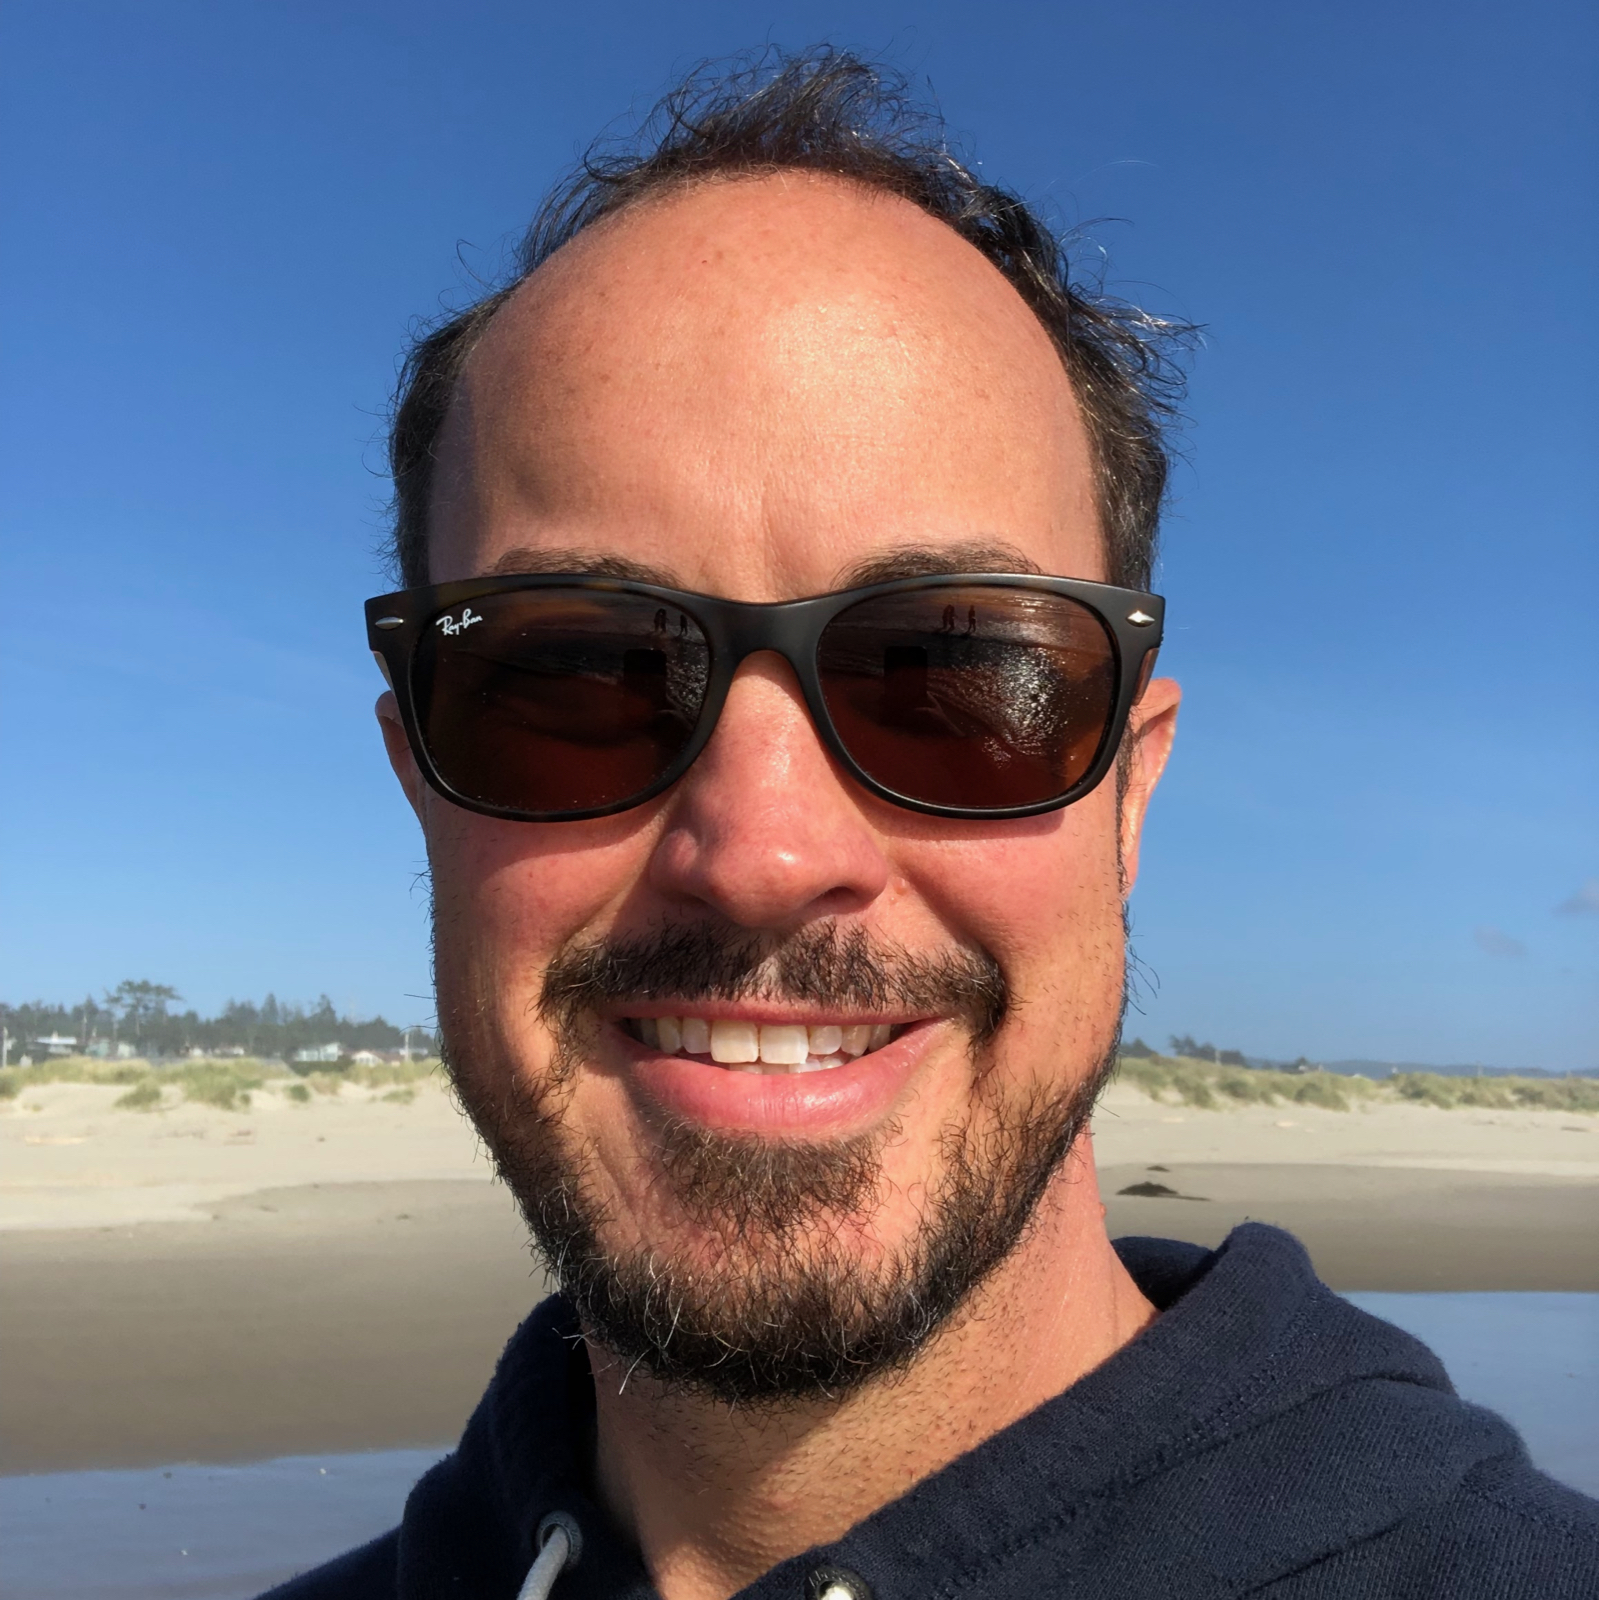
[424,170,1117,588]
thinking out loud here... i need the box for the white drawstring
[516,1511,582,1600]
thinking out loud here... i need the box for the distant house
[33,1034,78,1058]
[291,1042,343,1064]
[350,1049,383,1066]
[86,1040,138,1060]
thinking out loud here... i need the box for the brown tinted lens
[413,589,710,814]
[816,585,1118,809]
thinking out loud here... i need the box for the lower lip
[624,1024,937,1136]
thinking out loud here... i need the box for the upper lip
[600,1001,929,1027]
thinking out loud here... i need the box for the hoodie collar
[396,1224,1510,1600]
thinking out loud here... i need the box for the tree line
[1122,1034,1251,1067]
[1,980,438,1061]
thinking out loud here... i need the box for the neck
[586,1135,1153,1600]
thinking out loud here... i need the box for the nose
[646,654,891,927]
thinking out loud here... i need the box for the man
[273,51,1597,1600]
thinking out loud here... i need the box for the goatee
[444,920,1115,1407]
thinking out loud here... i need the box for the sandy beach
[2,1073,1595,1472]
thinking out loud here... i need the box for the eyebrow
[486,547,679,585]
[833,540,1044,588]
[483,538,1044,592]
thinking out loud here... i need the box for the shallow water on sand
[0,1448,446,1599]
[1345,1292,1598,1497]
[3,1295,1595,1600]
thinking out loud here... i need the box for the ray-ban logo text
[436,607,483,637]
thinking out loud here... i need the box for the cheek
[897,786,1126,1060]
[426,804,655,1032]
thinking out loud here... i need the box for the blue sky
[2,0,1594,1068]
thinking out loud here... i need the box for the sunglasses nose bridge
[699,598,831,747]
[714,598,820,678]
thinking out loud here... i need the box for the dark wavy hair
[388,49,1192,591]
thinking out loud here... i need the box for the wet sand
[0,1180,543,1474]
[1,1078,1594,1472]
[2,1164,1595,1473]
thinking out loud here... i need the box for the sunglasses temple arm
[1130,645,1160,704]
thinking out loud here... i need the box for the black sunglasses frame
[366,572,1164,824]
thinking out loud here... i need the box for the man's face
[382,175,1179,1399]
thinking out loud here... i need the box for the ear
[376,690,429,824]
[1117,675,1180,892]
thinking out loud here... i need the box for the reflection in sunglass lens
[413,589,711,815]
[816,585,1118,809]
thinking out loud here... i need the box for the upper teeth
[632,1016,894,1072]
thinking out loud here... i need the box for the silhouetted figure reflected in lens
[883,645,930,723]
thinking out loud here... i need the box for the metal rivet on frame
[1126,610,1156,626]
[374,616,406,629]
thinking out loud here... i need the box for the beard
[442,919,1118,1408]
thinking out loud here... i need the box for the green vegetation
[5,1039,1590,1117]
[1116,1052,1378,1111]
[113,1079,164,1111]
[288,1052,439,1088]
[1391,1071,1599,1114]
[2,984,437,1065]
[1112,1051,1597,1115]
[0,1052,442,1113]
[345,1055,438,1089]
[0,1057,152,1097]
[170,1061,266,1110]
[1,977,448,1114]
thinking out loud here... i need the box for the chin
[445,1008,1112,1406]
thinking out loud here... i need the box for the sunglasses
[366,572,1164,823]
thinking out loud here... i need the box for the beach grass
[171,1061,267,1110]
[0,1057,152,1097]
[1390,1070,1599,1113]
[6,1049,1593,1115]
[343,1055,440,1090]
[1114,1053,1381,1111]
[1112,1053,1598,1114]
[112,1078,165,1111]
[0,1053,445,1112]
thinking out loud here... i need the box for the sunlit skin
[378,174,1181,1600]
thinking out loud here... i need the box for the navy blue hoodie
[263,1224,1599,1598]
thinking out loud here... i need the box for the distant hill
[1262,1058,1599,1081]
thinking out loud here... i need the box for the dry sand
[1,1075,1595,1471]
[0,1078,496,1231]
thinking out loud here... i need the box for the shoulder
[1271,1454,1599,1597]
[1448,1456,1599,1581]
[254,1529,398,1600]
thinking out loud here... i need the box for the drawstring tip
[516,1511,582,1600]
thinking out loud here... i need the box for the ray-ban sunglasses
[367,572,1164,823]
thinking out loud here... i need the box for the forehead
[429,174,1102,595]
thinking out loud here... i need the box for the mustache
[539,920,1009,1044]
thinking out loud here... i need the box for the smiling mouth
[620,1015,903,1074]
